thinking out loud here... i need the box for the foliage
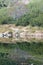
[0,43,17,53]
[0,0,43,27]
[0,42,43,65]
[0,56,43,65]
[0,0,43,64]
[0,8,8,24]
[0,58,17,65]
[17,42,43,55]
[0,42,43,55]
[15,0,43,27]
[0,8,15,24]
[0,0,9,8]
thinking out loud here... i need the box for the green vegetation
[15,0,43,26]
[0,57,43,65]
[0,0,43,65]
[28,59,43,65]
[0,58,17,65]
[0,42,43,56]
[0,0,43,27]
[0,8,8,24]
[17,42,43,55]
[0,43,17,53]
[0,42,43,65]
[0,8,15,24]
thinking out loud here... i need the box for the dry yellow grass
[0,24,43,43]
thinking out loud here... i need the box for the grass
[0,42,43,64]
[0,24,43,43]
[0,7,8,24]
[0,43,17,53]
